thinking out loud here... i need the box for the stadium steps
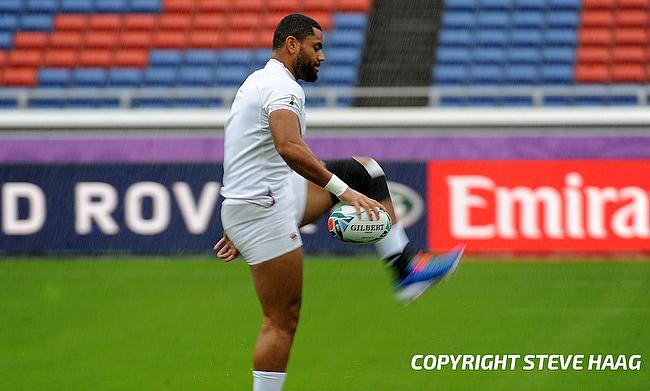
[355,0,442,106]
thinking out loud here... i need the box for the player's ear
[286,36,298,54]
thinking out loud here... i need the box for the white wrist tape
[324,174,348,197]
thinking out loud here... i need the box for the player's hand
[213,234,239,262]
[337,188,383,221]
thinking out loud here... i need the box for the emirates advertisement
[428,160,650,252]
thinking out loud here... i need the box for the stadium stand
[433,0,650,106]
[0,0,371,108]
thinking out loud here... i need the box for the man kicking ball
[214,14,464,391]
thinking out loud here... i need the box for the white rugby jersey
[220,59,306,205]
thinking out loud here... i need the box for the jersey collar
[268,58,296,81]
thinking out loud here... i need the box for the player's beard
[294,46,318,82]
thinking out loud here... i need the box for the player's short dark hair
[272,14,322,50]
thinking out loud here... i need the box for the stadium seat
[19,14,54,31]
[434,64,469,85]
[474,47,505,64]
[0,1,23,13]
[26,0,58,13]
[120,31,153,47]
[512,11,544,28]
[469,65,503,85]
[50,31,83,48]
[89,14,123,30]
[215,66,250,86]
[304,0,334,11]
[114,49,149,67]
[333,13,367,30]
[109,68,143,86]
[544,29,577,46]
[84,31,119,48]
[328,30,365,48]
[223,30,256,48]
[439,29,472,46]
[614,28,647,45]
[546,12,578,28]
[541,47,574,64]
[579,28,613,45]
[505,65,538,84]
[44,50,79,67]
[612,46,646,63]
[436,47,471,64]
[334,0,371,12]
[253,48,271,67]
[582,0,615,8]
[144,67,177,87]
[220,49,254,66]
[129,0,162,12]
[477,12,509,28]
[231,0,264,12]
[0,33,13,49]
[188,30,222,48]
[475,30,508,46]
[193,13,226,30]
[508,47,541,64]
[79,49,113,67]
[153,31,190,48]
[3,68,38,86]
[184,50,219,66]
[514,0,545,9]
[8,49,42,67]
[60,0,94,13]
[441,11,475,28]
[178,66,214,86]
[95,0,130,13]
[548,0,581,8]
[511,29,543,46]
[39,68,73,87]
[124,14,157,30]
[13,32,49,49]
[317,65,357,85]
[581,10,613,27]
[0,15,19,31]
[150,50,183,66]
[611,63,645,83]
[54,14,89,31]
[540,65,573,84]
[159,13,192,31]
[164,0,196,13]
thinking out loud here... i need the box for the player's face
[294,28,325,82]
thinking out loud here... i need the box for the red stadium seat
[303,12,332,30]
[54,14,89,31]
[579,28,613,45]
[612,45,646,62]
[120,31,153,47]
[268,0,301,12]
[224,30,257,48]
[193,13,226,30]
[0,51,6,67]
[581,10,613,27]
[164,0,195,13]
[334,0,372,12]
[89,14,123,30]
[84,31,119,48]
[303,0,335,11]
[197,0,229,12]
[232,0,264,12]
[114,49,149,67]
[2,67,37,86]
[582,0,615,7]
[49,31,83,48]
[159,13,193,31]
[615,10,648,26]
[611,63,645,82]
[263,12,287,30]
[261,29,275,47]
[615,0,649,7]
[9,49,42,67]
[575,64,610,83]
[44,49,79,67]
[79,49,113,67]
[189,29,223,48]
[614,27,647,44]
[230,12,263,30]
[13,32,49,49]
[153,31,190,48]
[124,14,157,30]
[577,46,611,63]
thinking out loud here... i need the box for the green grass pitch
[1,257,648,391]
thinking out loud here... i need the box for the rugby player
[214,14,464,391]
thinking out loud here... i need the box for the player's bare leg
[249,247,303,390]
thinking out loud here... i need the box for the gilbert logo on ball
[328,204,391,245]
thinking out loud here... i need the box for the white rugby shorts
[221,173,308,265]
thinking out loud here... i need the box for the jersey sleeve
[264,81,304,117]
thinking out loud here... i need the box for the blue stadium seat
[437,47,471,64]
[511,29,543,46]
[144,67,177,87]
[215,66,249,87]
[475,30,508,46]
[178,66,214,86]
[184,50,218,66]
[444,0,478,10]
[439,96,466,107]
[467,96,499,106]
[609,95,638,106]
[473,47,505,64]
[542,47,574,64]
[108,69,143,87]
[129,0,162,12]
[477,12,509,28]
[434,64,468,85]
[96,0,129,13]
[507,47,540,64]
[60,0,94,13]
[546,12,578,28]
[441,11,475,28]
[328,30,365,48]
[438,29,472,46]
[514,0,545,9]
[544,96,571,106]
[0,0,23,13]
[132,98,173,108]
[541,65,573,85]
[29,98,65,109]
[150,50,183,67]
[326,47,361,65]
[73,69,108,87]
[0,32,12,48]
[253,49,271,68]
[65,98,119,108]
[318,65,357,85]
[469,65,503,85]
[574,96,606,106]
[333,13,367,30]
[39,69,72,87]
[512,11,544,28]
[549,0,581,9]
[545,28,577,46]
[502,96,533,106]
[0,99,17,109]
[19,14,53,30]
[0,15,18,31]
[505,65,538,84]
[479,0,509,9]
[220,49,254,66]
[26,0,58,13]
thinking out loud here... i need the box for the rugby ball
[327,204,391,245]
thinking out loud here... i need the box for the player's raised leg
[249,247,303,391]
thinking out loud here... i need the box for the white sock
[375,223,409,260]
[253,370,286,391]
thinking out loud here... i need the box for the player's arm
[269,109,383,219]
